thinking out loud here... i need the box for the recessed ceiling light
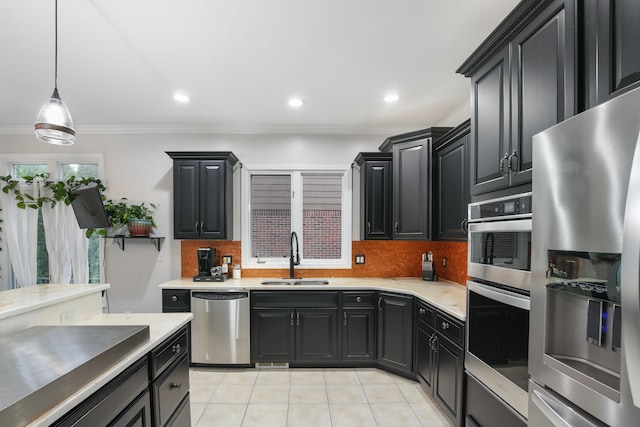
[288,98,304,108]
[173,92,190,103]
[384,93,400,103]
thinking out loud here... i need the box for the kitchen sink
[260,279,330,286]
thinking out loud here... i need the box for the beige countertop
[160,276,467,320]
[28,312,192,427]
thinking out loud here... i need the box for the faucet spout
[289,231,300,279]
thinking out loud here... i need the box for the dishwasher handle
[192,291,249,301]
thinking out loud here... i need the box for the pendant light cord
[54,0,58,89]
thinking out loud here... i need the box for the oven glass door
[468,219,532,291]
[467,281,530,392]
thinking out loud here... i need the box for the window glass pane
[13,164,48,178]
[61,163,99,180]
[251,175,291,258]
[302,175,342,259]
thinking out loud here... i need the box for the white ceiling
[0,0,519,135]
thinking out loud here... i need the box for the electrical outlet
[355,254,366,264]
[442,257,447,268]
[157,251,164,262]
[60,309,75,325]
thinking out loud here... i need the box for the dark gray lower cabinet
[341,291,375,362]
[251,292,339,364]
[415,301,464,427]
[377,292,413,375]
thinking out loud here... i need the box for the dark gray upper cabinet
[354,152,393,240]
[458,0,576,198]
[380,128,451,240]
[433,121,470,241]
[166,152,238,240]
[584,0,640,108]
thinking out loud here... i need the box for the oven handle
[468,219,532,233]
[467,280,530,311]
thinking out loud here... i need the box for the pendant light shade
[35,0,76,145]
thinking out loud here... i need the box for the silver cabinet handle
[508,149,518,171]
[378,296,382,311]
[194,222,199,233]
[442,321,449,330]
[171,295,178,302]
[172,344,181,353]
[201,221,206,232]
[499,152,509,173]
[367,221,371,235]
[419,308,426,315]
[460,218,468,233]
[344,312,347,326]
[290,311,294,326]
[296,312,300,326]
[170,382,182,389]
[394,222,399,235]
[356,296,362,303]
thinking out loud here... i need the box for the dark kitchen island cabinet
[354,152,393,240]
[433,121,470,241]
[415,300,465,427]
[379,127,451,240]
[166,151,238,240]
[376,292,413,375]
[458,0,575,199]
[251,291,339,364]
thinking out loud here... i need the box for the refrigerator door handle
[622,131,640,407]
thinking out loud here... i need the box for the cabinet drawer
[342,291,375,308]
[252,291,338,308]
[435,311,463,346]
[153,354,189,427]
[150,327,189,379]
[162,290,191,311]
[416,301,435,327]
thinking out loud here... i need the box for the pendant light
[35,0,75,145]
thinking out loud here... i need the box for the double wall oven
[466,193,532,422]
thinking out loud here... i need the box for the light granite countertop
[0,284,110,321]
[28,312,192,427]
[160,276,467,320]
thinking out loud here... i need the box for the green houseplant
[103,198,157,237]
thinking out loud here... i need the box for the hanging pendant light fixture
[35,0,75,145]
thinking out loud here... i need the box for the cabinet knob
[356,296,362,303]
[170,382,182,389]
[171,295,178,302]
[172,344,181,353]
[419,308,425,315]
[441,321,450,330]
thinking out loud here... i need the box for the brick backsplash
[181,239,468,286]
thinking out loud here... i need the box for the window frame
[241,164,352,270]
[0,153,105,290]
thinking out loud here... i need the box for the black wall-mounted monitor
[70,184,110,229]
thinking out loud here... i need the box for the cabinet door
[415,321,436,393]
[172,159,200,239]
[434,125,469,241]
[296,308,338,362]
[510,1,574,188]
[199,160,228,239]
[363,160,392,239]
[470,47,510,196]
[593,0,640,105]
[392,140,430,239]
[111,390,152,427]
[341,309,375,361]
[251,309,295,362]
[434,335,464,427]
[377,293,414,373]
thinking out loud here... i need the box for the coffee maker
[197,247,215,276]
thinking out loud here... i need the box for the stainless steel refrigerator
[529,86,640,426]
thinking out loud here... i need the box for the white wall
[0,132,383,312]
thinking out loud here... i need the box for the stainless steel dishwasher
[190,290,250,365]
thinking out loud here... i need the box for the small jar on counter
[232,264,241,279]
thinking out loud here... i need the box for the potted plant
[104,198,157,237]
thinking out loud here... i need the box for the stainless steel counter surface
[0,325,150,427]
[159,277,467,320]
[24,313,192,427]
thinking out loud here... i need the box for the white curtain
[39,181,89,284]
[0,181,39,287]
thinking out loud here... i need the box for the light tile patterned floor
[189,367,453,427]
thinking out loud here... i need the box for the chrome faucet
[289,231,300,279]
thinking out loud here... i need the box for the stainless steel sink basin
[260,279,330,286]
